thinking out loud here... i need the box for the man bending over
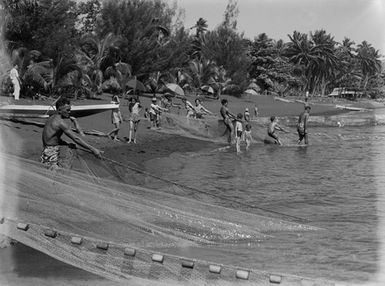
[267,116,288,145]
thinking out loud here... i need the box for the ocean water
[142,125,385,284]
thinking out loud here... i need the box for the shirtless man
[220,99,236,144]
[41,97,103,169]
[297,105,311,145]
[267,116,288,145]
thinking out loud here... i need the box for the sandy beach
[0,93,380,286]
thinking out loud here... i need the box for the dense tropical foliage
[1,0,384,99]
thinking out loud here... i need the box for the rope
[99,154,310,223]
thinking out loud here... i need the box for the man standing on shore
[10,64,20,101]
[41,97,103,169]
[297,105,311,145]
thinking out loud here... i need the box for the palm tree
[332,38,359,94]
[356,41,382,93]
[190,18,208,60]
[79,32,124,94]
[145,71,168,96]
[186,58,219,93]
[249,33,288,92]
[286,30,338,95]
[309,30,339,95]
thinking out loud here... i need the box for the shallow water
[143,126,385,284]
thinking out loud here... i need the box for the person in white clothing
[127,97,142,143]
[10,64,20,100]
[234,113,244,153]
[107,94,123,141]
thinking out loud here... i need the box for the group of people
[107,94,217,143]
[220,99,310,153]
[107,94,142,143]
[220,99,254,153]
[40,93,311,169]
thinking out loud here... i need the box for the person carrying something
[297,105,311,145]
[41,97,103,170]
[220,99,236,144]
[149,97,167,129]
[267,116,288,145]
[127,97,142,143]
[194,98,214,119]
[234,113,244,153]
[107,94,123,141]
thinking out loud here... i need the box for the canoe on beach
[0,103,119,118]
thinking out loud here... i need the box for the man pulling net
[41,97,103,170]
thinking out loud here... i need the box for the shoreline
[0,94,382,286]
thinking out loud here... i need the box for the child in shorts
[107,94,123,141]
[244,124,253,150]
[234,113,243,153]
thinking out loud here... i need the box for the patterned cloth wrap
[40,145,74,170]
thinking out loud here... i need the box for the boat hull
[0,104,118,118]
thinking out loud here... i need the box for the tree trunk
[320,77,328,96]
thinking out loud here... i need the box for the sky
[175,0,385,55]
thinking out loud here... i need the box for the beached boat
[0,103,118,118]
[335,104,369,112]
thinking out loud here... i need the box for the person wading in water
[220,99,236,144]
[297,105,311,145]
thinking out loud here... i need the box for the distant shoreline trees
[1,0,383,99]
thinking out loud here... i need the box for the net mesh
[0,148,324,285]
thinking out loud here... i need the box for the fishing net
[159,113,225,141]
[0,150,324,284]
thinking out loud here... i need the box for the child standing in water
[254,104,259,118]
[234,113,244,153]
[107,94,123,141]
[244,123,253,150]
[244,108,250,122]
